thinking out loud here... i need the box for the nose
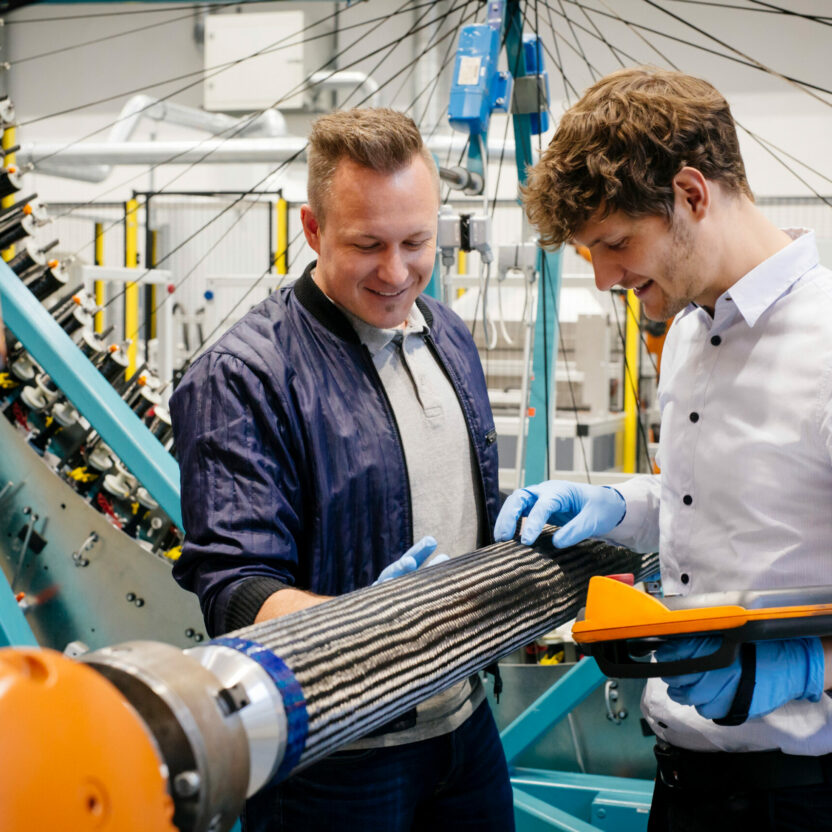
[378,247,409,287]
[592,251,622,292]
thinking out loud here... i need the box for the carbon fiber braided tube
[223,528,659,780]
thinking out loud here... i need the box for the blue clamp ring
[212,636,308,783]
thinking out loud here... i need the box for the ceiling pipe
[306,70,380,108]
[20,135,515,183]
[27,94,288,183]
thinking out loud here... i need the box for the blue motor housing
[522,33,550,135]
[448,25,509,136]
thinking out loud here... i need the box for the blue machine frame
[446,3,653,828]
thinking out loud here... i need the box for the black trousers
[648,742,832,832]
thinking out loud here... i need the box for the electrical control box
[448,25,511,136]
[204,11,306,112]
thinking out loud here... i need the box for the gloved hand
[373,536,450,585]
[658,636,825,721]
[493,480,626,547]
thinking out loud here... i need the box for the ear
[672,167,709,221]
[300,204,322,254]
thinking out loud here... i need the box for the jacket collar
[292,261,435,343]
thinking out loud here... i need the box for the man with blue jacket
[170,108,513,832]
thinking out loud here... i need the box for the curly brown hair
[522,67,753,248]
[307,108,438,223]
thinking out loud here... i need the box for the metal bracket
[510,74,549,115]
[604,680,628,724]
[11,506,40,590]
[71,530,98,568]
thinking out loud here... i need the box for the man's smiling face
[573,208,707,321]
[301,155,439,329]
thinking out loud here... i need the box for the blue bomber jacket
[170,263,500,636]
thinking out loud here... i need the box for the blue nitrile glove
[373,536,450,585]
[658,636,825,721]
[493,480,626,547]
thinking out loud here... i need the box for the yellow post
[2,127,16,262]
[94,222,105,334]
[623,290,641,473]
[149,229,158,340]
[456,250,467,298]
[275,195,288,277]
[124,199,139,377]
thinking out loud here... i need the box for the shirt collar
[726,228,818,327]
[337,301,429,357]
[676,228,819,328]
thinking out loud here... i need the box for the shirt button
[683,494,693,505]
[681,573,690,585]
[689,412,699,423]
[710,335,722,346]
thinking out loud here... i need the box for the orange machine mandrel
[0,647,176,832]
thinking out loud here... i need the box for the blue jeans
[242,700,515,832]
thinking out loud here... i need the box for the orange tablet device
[572,576,832,678]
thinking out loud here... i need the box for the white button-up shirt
[608,228,832,753]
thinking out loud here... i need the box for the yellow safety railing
[275,194,287,277]
[2,127,16,261]
[124,198,139,376]
[623,290,641,473]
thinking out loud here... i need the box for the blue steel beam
[513,786,600,832]
[0,262,182,527]
[0,571,37,648]
[502,0,563,484]
[501,657,606,765]
[512,771,652,832]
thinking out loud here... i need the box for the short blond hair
[523,67,753,248]
[307,108,438,222]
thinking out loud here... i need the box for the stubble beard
[648,216,698,322]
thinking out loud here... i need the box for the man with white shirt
[497,67,832,830]
[170,108,512,831]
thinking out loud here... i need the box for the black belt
[655,741,832,793]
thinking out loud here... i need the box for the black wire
[561,0,832,214]
[165,261,290,392]
[528,0,592,479]
[571,0,832,99]
[413,1,478,128]
[100,145,305,316]
[127,193,275,344]
[526,1,607,82]
[638,0,832,104]
[386,0,464,111]
[520,2,662,390]
[68,0,459,262]
[337,0,455,111]
[58,0,428,235]
[556,0,596,81]
[12,7,204,66]
[4,1,276,23]
[143,0,475,334]
[549,0,832,215]
[543,0,578,104]
[669,0,832,23]
[17,0,440,129]
[746,0,832,25]
[574,2,626,68]
[577,0,677,67]
[748,133,832,189]
[127,2,477,335]
[409,0,478,145]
